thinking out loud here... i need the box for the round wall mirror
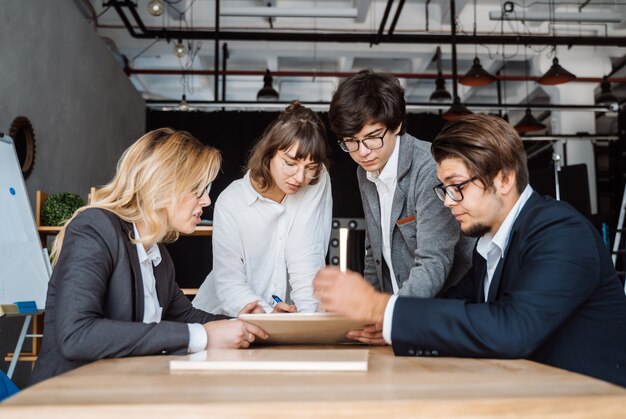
[9,116,36,179]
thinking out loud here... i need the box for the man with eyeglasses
[328,70,474,343]
[314,114,626,387]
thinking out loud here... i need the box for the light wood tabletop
[2,345,626,418]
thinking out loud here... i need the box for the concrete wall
[0,0,146,389]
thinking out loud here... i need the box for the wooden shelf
[182,225,213,236]
[38,225,212,236]
[37,226,62,234]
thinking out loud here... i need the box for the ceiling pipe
[106,0,626,47]
[388,0,406,36]
[214,0,220,103]
[375,0,395,45]
[222,43,228,102]
[144,100,618,113]
[219,7,359,18]
[126,67,626,83]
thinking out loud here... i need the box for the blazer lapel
[486,256,505,302]
[485,191,541,302]
[153,253,170,311]
[122,221,144,322]
[473,253,487,303]
[360,175,382,233]
[389,135,412,234]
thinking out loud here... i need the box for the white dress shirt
[133,225,206,353]
[382,185,534,344]
[476,185,533,301]
[366,135,401,294]
[193,170,332,316]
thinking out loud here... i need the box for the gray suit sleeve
[362,228,380,290]
[397,158,461,298]
[54,211,193,361]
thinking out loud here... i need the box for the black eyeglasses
[338,128,388,153]
[433,177,478,202]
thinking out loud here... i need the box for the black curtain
[146,110,565,288]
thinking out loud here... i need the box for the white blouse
[193,170,332,316]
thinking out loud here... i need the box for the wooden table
[2,346,626,417]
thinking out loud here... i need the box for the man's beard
[462,223,490,238]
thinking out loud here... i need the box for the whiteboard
[0,134,50,309]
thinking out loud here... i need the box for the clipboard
[238,312,368,345]
[170,348,369,372]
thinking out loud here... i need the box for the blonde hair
[51,128,221,264]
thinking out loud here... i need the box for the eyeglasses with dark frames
[338,128,388,153]
[433,177,478,202]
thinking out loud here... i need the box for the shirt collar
[133,224,162,267]
[477,184,534,258]
[243,170,289,206]
[241,171,262,206]
[366,134,400,187]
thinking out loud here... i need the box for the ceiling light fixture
[460,0,496,87]
[179,94,189,112]
[442,97,472,121]
[443,0,472,120]
[174,40,187,57]
[256,69,279,101]
[147,0,165,17]
[537,56,576,85]
[430,47,452,102]
[460,57,497,87]
[515,108,546,132]
[430,77,452,102]
[595,76,618,105]
[515,47,546,133]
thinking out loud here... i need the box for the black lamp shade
[514,108,546,133]
[537,57,576,85]
[430,75,452,102]
[595,76,618,105]
[442,97,472,121]
[459,57,497,87]
[257,69,279,101]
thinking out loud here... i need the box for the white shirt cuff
[187,323,208,353]
[382,295,398,345]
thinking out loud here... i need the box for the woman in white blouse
[193,101,333,316]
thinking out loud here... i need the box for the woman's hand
[202,319,268,349]
[272,302,297,313]
[239,300,265,314]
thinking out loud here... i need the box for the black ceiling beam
[388,0,406,36]
[375,0,394,44]
[107,0,626,47]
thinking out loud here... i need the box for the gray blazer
[31,208,227,385]
[358,133,474,297]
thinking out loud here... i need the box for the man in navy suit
[314,114,626,387]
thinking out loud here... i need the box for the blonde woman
[193,102,332,316]
[31,128,267,385]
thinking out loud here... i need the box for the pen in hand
[271,295,297,313]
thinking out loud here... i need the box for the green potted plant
[41,192,85,226]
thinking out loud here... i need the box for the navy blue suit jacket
[391,192,626,387]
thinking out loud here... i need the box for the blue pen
[271,294,283,304]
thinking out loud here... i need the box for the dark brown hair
[431,114,529,194]
[328,69,406,138]
[248,101,329,190]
